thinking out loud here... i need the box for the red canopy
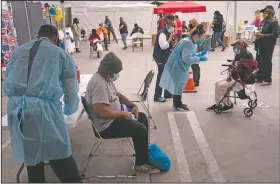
[153,1,206,14]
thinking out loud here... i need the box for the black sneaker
[221,47,225,51]
[194,82,199,87]
[123,47,127,50]
[181,104,190,111]
[222,104,234,112]
[206,104,217,111]
[209,48,215,52]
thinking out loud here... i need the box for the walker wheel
[248,100,257,109]
[214,105,223,114]
[243,108,253,117]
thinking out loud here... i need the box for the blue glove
[199,56,208,62]
[194,48,208,57]
[200,48,208,56]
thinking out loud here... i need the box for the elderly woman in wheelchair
[88,29,103,58]
[207,39,258,116]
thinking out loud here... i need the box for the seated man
[85,52,160,174]
[130,23,144,36]
[130,24,144,47]
[97,23,109,51]
[206,39,254,112]
[88,29,102,58]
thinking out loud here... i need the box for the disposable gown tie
[3,38,79,166]
[159,37,200,95]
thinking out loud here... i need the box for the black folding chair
[128,70,157,129]
[80,93,136,180]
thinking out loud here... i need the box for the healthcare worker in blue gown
[160,24,208,111]
[3,25,82,183]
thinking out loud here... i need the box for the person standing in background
[119,17,128,50]
[104,15,118,44]
[255,5,279,86]
[97,23,109,51]
[71,18,83,53]
[210,11,226,52]
[182,21,188,33]
[157,14,165,32]
[252,10,261,27]
[220,19,227,44]
[153,14,175,103]
[174,15,182,45]
[188,18,201,87]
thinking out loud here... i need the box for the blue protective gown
[3,37,79,166]
[159,37,201,95]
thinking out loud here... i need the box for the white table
[1,74,93,129]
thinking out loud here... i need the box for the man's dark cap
[260,5,274,13]
[98,52,123,74]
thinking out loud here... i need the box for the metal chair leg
[139,102,157,129]
[234,91,237,105]
[81,138,136,180]
[16,163,25,183]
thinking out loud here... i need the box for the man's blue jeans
[211,32,225,49]
[121,33,128,47]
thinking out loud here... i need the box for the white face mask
[168,27,174,33]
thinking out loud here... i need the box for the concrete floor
[1,39,279,183]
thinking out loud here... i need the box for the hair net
[98,52,123,74]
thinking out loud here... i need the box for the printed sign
[72,6,87,15]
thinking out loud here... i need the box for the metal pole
[24,1,32,41]
[233,1,237,43]
[61,1,66,51]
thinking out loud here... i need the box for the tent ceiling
[153,1,206,14]
[89,2,155,8]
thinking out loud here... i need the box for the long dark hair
[191,24,205,36]
[120,17,127,27]
[164,14,175,27]
[91,29,98,37]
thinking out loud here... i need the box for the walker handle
[222,64,232,67]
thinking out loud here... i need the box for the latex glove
[199,55,208,62]
[200,48,208,56]
[195,48,208,57]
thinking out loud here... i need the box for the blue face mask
[233,49,240,55]
[196,39,204,47]
[111,73,120,81]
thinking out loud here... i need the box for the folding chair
[132,33,144,52]
[128,70,157,129]
[80,93,136,180]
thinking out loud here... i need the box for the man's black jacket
[213,14,223,32]
[255,18,279,50]
[130,27,144,36]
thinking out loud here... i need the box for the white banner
[72,6,87,15]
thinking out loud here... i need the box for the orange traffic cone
[183,71,197,93]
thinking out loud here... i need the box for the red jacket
[175,19,182,35]
[88,34,101,41]
[157,17,165,32]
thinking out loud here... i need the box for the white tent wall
[73,3,157,39]
[183,1,279,24]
